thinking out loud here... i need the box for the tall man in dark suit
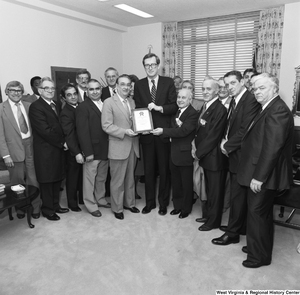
[22,76,41,103]
[134,53,178,215]
[152,88,198,219]
[60,84,84,212]
[212,70,260,245]
[29,77,69,221]
[0,81,41,218]
[194,78,227,231]
[76,79,109,217]
[237,73,294,268]
[101,67,119,100]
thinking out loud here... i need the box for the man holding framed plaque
[134,53,178,216]
[102,74,140,220]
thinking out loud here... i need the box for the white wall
[0,0,123,98]
[122,23,162,79]
[280,2,300,110]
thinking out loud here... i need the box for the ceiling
[40,0,300,26]
[11,0,300,28]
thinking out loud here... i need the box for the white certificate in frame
[132,108,154,133]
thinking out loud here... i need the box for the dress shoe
[195,217,208,223]
[219,225,228,232]
[124,206,140,213]
[170,209,181,215]
[158,207,167,215]
[91,210,102,217]
[198,224,213,231]
[32,213,40,219]
[142,206,156,214]
[179,212,189,219]
[56,208,69,214]
[114,212,124,220]
[69,206,82,212]
[98,203,111,209]
[43,213,60,221]
[242,260,270,268]
[242,246,248,254]
[17,213,25,219]
[211,234,240,246]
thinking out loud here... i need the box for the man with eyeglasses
[102,75,140,220]
[76,79,109,218]
[60,84,84,212]
[29,77,69,221]
[134,53,177,215]
[75,69,91,102]
[0,81,41,219]
[101,67,119,100]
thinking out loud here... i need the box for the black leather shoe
[242,260,271,268]
[195,217,208,223]
[56,208,69,214]
[158,207,167,215]
[170,209,181,215]
[17,213,25,219]
[69,206,82,212]
[91,210,102,217]
[98,203,111,208]
[242,246,248,254]
[43,213,60,221]
[198,224,213,231]
[179,212,189,219]
[211,234,240,245]
[114,212,124,220]
[219,225,228,232]
[124,206,140,213]
[142,206,156,214]
[32,213,40,219]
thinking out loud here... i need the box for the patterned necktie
[151,80,156,103]
[15,103,28,134]
[123,99,131,116]
[50,102,58,116]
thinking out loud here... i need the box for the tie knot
[151,80,155,85]
[15,102,20,106]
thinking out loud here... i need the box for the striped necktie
[151,80,156,103]
[15,103,28,134]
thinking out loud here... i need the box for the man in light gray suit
[0,81,40,218]
[102,74,140,220]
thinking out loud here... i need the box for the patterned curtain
[162,22,177,78]
[256,6,284,78]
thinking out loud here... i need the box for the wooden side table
[0,185,39,228]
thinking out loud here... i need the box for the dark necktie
[198,103,207,126]
[176,109,181,118]
[16,103,28,134]
[50,102,58,116]
[225,98,236,136]
[151,80,156,103]
[84,91,88,100]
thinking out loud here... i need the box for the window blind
[177,11,260,99]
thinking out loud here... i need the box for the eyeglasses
[8,89,23,95]
[144,63,157,69]
[88,87,102,92]
[77,76,89,81]
[41,87,55,92]
[65,93,78,98]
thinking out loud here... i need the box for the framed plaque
[132,108,154,133]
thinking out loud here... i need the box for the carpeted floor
[0,182,299,295]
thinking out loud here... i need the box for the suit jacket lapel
[142,78,152,103]
[3,100,21,135]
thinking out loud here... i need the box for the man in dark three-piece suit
[134,53,178,215]
[102,75,140,220]
[212,70,260,246]
[101,67,119,100]
[76,79,109,218]
[29,77,68,221]
[0,81,40,218]
[60,84,84,212]
[194,78,227,231]
[237,73,294,268]
[153,88,198,219]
